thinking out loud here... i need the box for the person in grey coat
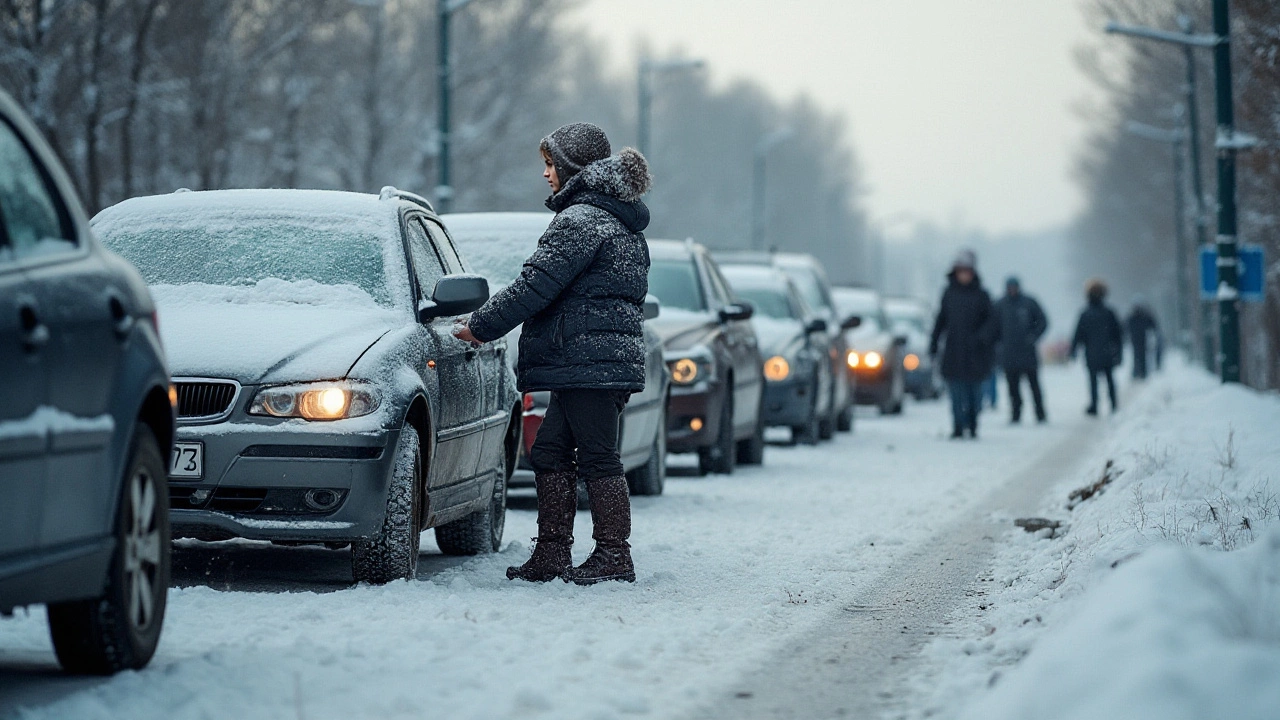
[994,277,1049,424]
[454,122,652,585]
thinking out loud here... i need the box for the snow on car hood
[751,316,806,357]
[153,281,402,384]
[648,308,719,351]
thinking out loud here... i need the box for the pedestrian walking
[454,123,652,584]
[1070,279,1123,416]
[994,276,1049,424]
[930,250,997,439]
[1126,299,1161,380]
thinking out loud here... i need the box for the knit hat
[1006,276,1021,290]
[952,249,977,271]
[541,123,611,182]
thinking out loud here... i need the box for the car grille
[175,380,239,419]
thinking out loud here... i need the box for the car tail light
[522,393,534,413]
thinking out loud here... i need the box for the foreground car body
[648,240,764,474]
[0,89,174,673]
[833,286,907,414]
[884,296,942,399]
[442,211,670,496]
[94,188,518,583]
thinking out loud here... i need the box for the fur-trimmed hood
[551,148,652,205]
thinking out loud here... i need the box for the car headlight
[864,351,884,369]
[764,355,790,382]
[903,353,921,371]
[847,350,860,369]
[670,358,699,385]
[249,382,380,421]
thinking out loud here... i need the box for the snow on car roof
[720,263,789,290]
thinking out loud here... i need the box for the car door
[704,255,761,433]
[422,216,508,475]
[404,214,482,486]
[0,240,47,561]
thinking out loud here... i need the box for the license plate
[170,442,204,479]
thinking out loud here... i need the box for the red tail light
[522,393,534,413]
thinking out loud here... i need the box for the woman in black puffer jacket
[1071,279,1124,415]
[455,122,651,586]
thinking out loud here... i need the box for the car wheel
[436,433,508,556]
[735,396,765,465]
[47,425,169,675]
[352,425,422,582]
[836,403,855,432]
[628,402,667,496]
[792,381,821,446]
[698,387,736,475]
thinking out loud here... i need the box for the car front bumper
[853,368,894,405]
[664,381,725,453]
[168,420,399,543]
[761,375,817,428]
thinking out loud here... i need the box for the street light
[1105,0,1249,383]
[751,127,793,251]
[637,57,705,158]
[1125,118,1191,353]
[436,0,482,214]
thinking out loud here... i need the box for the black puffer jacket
[930,273,997,383]
[1072,300,1124,371]
[994,293,1048,372]
[468,149,652,392]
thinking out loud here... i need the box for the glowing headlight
[846,350,860,369]
[763,356,790,382]
[670,358,700,385]
[250,382,380,421]
[864,351,884,369]
[903,353,921,371]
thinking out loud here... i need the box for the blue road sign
[1200,245,1265,302]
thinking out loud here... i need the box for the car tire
[818,410,836,440]
[436,436,508,556]
[352,425,422,582]
[47,424,170,675]
[836,403,855,432]
[628,403,667,496]
[792,382,821,446]
[698,387,736,475]
[735,399,765,466]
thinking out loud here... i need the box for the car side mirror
[719,301,754,323]
[643,294,661,321]
[841,315,862,330]
[893,334,909,346]
[805,317,829,334]
[419,274,489,321]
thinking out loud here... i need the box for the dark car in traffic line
[93,187,518,584]
[442,212,671,496]
[0,89,174,674]
[720,264,841,444]
[833,286,908,414]
[648,240,764,475]
[885,296,941,399]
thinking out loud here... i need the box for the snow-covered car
[442,212,670,496]
[649,240,765,474]
[0,88,174,674]
[720,264,840,444]
[93,188,519,584]
[884,297,941,399]
[833,287,908,415]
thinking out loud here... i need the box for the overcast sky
[567,0,1101,237]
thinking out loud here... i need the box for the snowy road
[1,367,1101,720]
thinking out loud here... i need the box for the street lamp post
[751,127,793,251]
[1105,0,1246,383]
[436,0,480,214]
[637,57,705,158]
[1178,16,1215,370]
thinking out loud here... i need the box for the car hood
[751,317,805,357]
[648,309,720,352]
[154,290,402,384]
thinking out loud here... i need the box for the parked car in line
[442,212,670,497]
[94,187,518,584]
[720,264,842,444]
[647,240,764,475]
[0,89,174,674]
[832,286,908,415]
[884,296,942,399]
[717,251,859,436]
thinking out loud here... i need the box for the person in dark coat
[454,122,652,585]
[994,276,1049,423]
[1070,279,1124,416]
[1126,300,1160,380]
[930,250,997,439]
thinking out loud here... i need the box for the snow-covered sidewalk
[1,368,1094,720]
[908,359,1280,720]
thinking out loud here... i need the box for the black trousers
[529,389,629,481]
[1005,368,1045,421]
[1087,367,1117,412]
[1132,339,1149,379]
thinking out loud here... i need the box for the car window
[734,286,796,320]
[421,218,466,274]
[405,216,446,299]
[784,267,832,314]
[648,258,706,312]
[704,260,735,307]
[0,118,75,260]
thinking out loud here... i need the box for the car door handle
[464,347,478,360]
[18,304,50,352]
[108,294,134,339]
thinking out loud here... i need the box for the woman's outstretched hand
[452,320,481,347]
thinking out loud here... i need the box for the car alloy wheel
[124,465,163,633]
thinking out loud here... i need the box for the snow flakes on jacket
[468,149,653,392]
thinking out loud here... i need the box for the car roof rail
[379,185,435,213]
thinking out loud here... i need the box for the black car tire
[628,401,666,496]
[735,397,765,466]
[792,381,821,446]
[48,425,169,675]
[836,403,855,432]
[353,425,422,582]
[698,387,736,475]
[436,438,508,556]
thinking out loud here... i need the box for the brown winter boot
[563,475,635,585]
[507,470,577,582]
